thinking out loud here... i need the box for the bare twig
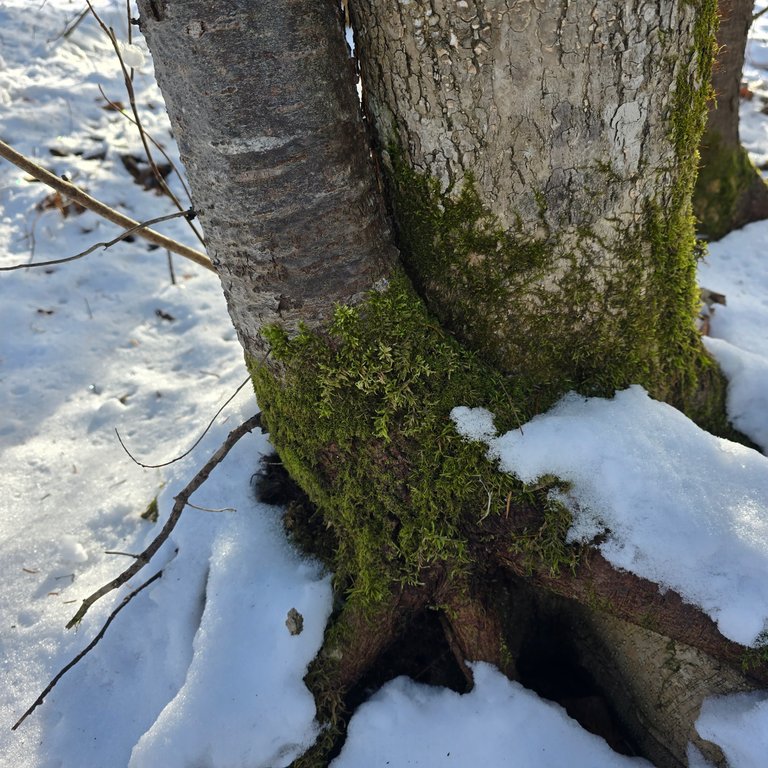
[167,249,176,285]
[98,84,195,204]
[0,138,212,271]
[12,569,163,731]
[754,6,768,21]
[85,1,205,246]
[115,376,252,470]
[66,413,262,629]
[185,502,236,513]
[0,210,193,272]
[49,5,89,42]
[125,0,134,81]
[104,550,141,558]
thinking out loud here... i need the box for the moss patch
[387,150,726,428]
[250,277,579,606]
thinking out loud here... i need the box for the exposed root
[292,570,442,767]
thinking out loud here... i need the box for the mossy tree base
[248,278,766,767]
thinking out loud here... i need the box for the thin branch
[97,84,194,205]
[104,550,141,558]
[66,413,262,629]
[185,502,236,513]
[754,6,768,21]
[49,5,89,42]
[0,138,213,271]
[0,210,193,272]
[115,376,252,469]
[12,569,163,731]
[167,249,176,285]
[85,0,205,246]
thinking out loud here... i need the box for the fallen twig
[0,138,213,271]
[115,376,252,469]
[85,0,205,246]
[0,209,194,271]
[66,412,262,630]
[12,569,163,731]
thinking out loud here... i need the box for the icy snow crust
[452,386,768,647]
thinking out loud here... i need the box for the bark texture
[353,0,690,233]
[135,2,764,766]
[694,0,768,239]
[137,0,397,358]
[578,611,754,767]
[350,0,713,401]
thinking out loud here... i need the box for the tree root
[436,571,518,684]
[292,570,442,767]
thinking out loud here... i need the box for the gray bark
[349,0,709,390]
[694,0,768,239]
[710,0,752,148]
[136,0,397,359]
[351,0,695,237]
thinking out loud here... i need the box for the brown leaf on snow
[36,190,85,218]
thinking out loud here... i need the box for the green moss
[386,151,722,425]
[140,496,159,523]
[506,493,580,577]
[741,631,768,672]
[250,277,580,606]
[378,1,723,427]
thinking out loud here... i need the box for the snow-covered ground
[1,3,767,767]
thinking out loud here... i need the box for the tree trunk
[136,1,764,765]
[694,0,768,239]
[349,0,715,413]
[136,0,397,359]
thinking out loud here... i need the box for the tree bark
[136,0,397,359]
[349,0,714,408]
[694,0,768,239]
[135,1,764,765]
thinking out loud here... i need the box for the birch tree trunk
[136,0,397,360]
[135,1,762,766]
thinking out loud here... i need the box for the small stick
[0,210,193,271]
[49,5,89,42]
[0,139,212,271]
[97,84,195,205]
[66,413,262,630]
[12,569,163,731]
[85,1,205,246]
[115,376,252,470]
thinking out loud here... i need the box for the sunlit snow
[2,1,768,767]
[452,386,768,647]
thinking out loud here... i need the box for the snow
[699,225,768,451]
[695,691,768,768]
[332,663,650,768]
[1,1,768,767]
[452,386,768,647]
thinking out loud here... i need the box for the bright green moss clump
[250,277,579,604]
[387,148,725,425]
